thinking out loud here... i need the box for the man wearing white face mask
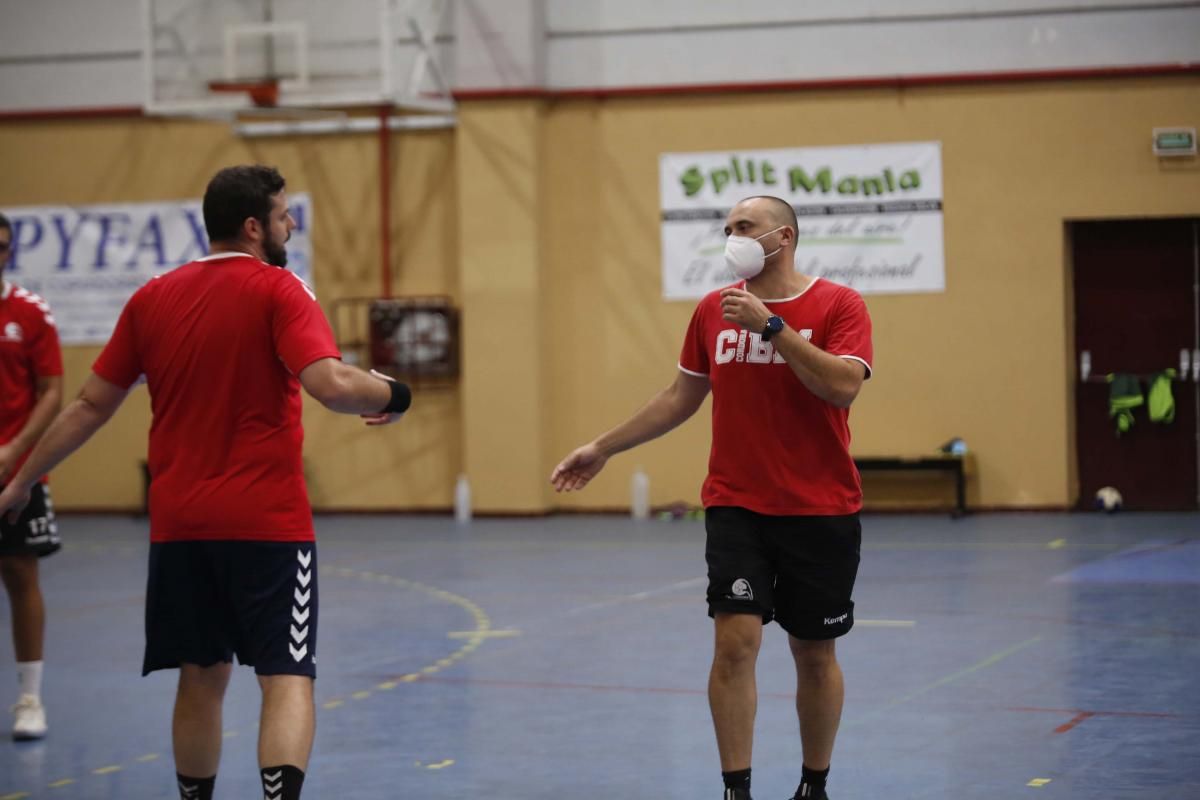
[551,196,872,800]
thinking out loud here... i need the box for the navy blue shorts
[0,483,61,558]
[143,540,318,677]
[705,506,861,640]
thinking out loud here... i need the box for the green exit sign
[1153,127,1197,157]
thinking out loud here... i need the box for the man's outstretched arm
[298,358,410,424]
[550,370,711,492]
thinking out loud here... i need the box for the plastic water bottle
[454,474,471,524]
[631,467,650,520]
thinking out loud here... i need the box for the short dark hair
[747,195,799,236]
[202,165,286,243]
[0,212,11,237]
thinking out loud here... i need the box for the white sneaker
[12,694,47,740]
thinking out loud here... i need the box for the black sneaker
[791,789,828,800]
[724,789,752,800]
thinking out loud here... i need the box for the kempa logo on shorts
[1,322,21,342]
[290,550,313,663]
[730,578,754,600]
[824,612,849,626]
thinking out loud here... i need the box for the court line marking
[1053,711,1096,734]
[999,613,1200,640]
[23,535,1141,794]
[1008,705,1183,734]
[15,659,1160,784]
[627,577,708,601]
[5,550,950,793]
[406,675,1200,733]
[0,566,497,799]
[448,629,520,639]
[563,576,706,616]
[310,563,497,712]
[883,635,1043,709]
[1007,705,1181,719]
[835,635,1044,733]
[865,541,1117,551]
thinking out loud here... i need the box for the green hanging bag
[1147,369,1177,424]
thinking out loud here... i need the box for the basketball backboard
[140,0,455,117]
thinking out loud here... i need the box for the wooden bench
[854,455,968,517]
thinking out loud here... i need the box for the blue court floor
[0,512,1197,799]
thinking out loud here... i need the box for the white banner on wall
[659,143,944,299]
[1,194,313,345]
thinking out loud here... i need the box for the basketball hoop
[142,1,455,118]
[208,79,280,108]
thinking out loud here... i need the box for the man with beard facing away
[0,165,412,800]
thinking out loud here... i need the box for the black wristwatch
[761,315,785,342]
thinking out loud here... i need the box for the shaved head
[741,195,798,235]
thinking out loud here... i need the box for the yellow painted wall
[456,102,552,512]
[537,76,1200,511]
[0,116,460,510]
[2,75,1197,512]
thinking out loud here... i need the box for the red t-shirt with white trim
[93,254,341,543]
[0,282,64,483]
[679,277,873,516]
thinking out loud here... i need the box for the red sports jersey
[0,282,64,482]
[92,253,341,543]
[679,277,873,516]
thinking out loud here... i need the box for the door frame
[1064,215,1200,510]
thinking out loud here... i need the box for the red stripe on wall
[452,62,1200,101]
[2,62,1196,120]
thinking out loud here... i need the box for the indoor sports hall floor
[0,512,1197,799]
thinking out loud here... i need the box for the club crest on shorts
[730,578,754,600]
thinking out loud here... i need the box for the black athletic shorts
[143,540,318,678]
[0,483,61,558]
[705,506,861,640]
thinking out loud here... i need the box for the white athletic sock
[16,661,43,701]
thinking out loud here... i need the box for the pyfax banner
[1,194,313,345]
[659,143,944,299]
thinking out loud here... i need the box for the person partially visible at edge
[0,211,64,742]
[0,166,412,800]
[551,195,873,800]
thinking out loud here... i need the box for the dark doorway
[1072,218,1199,511]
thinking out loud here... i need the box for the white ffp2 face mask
[724,225,785,280]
